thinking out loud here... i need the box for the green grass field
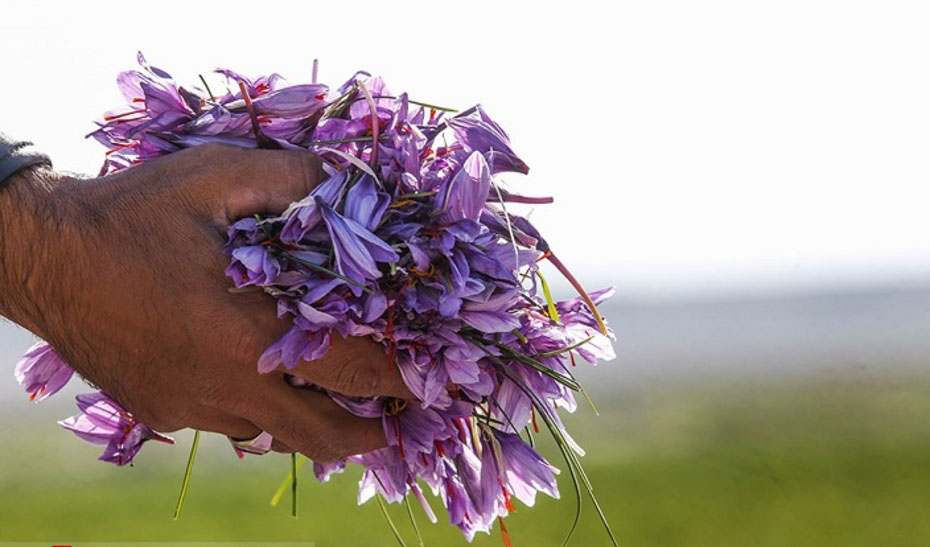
[2,370,929,546]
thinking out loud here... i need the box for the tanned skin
[0,143,412,462]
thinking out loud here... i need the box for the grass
[1,370,929,546]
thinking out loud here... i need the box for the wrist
[0,167,83,339]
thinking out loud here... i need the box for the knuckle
[291,151,324,185]
[220,313,278,364]
[335,364,377,397]
[298,432,347,462]
[199,383,241,412]
[280,412,352,462]
[269,150,324,192]
[230,329,269,364]
[283,424,328,460]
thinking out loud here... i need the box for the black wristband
[0,133,52,189]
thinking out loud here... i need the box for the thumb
[285,335,416,400]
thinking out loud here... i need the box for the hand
[0,143,412,462]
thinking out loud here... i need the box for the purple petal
[344,175,391,231]
[14,342,74,402]
[438,151,491,222]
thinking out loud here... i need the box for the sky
[1,0,928,298]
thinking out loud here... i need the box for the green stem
[535,336,595,358]
[376,494,408,547]
[396,191,437,199]
[270,455,307,507]
[198,74,215,101]
[546,252,608,336]
[291,452,299,518]
[476,338,580,390]
[511,371,617,546]
[404,496,426,547]
[173,430,200,520]
[561,364,601,417]
[309,135,391,146]
[279,252,374,294]
[537,270,561,323]
[407,99,458,112]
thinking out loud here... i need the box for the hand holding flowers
[8,54,618,544]
[3,142,410,462]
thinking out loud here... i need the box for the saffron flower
[14,342,74,402]
[59,392,174,466]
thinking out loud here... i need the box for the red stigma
[499,517,514,547]
[392,417,405,459]
[502,485,517,513]
[105,143,134,156]
[384,300,397,371]
[103,109,146,122]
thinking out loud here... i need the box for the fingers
[239,299,415,400]
[166,143,324,224]
[240,374,386,462]
[271,439,294,453]
[183,397,300,454]
[287,335,416,399]
[183,406,296,454]
[213,145,324,222]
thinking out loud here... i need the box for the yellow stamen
[384,398,409,416]
[389,199,415,209]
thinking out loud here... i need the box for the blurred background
[2,1,930,545]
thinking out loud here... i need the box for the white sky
[2,0,929,297]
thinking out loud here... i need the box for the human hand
[0,143,412,462]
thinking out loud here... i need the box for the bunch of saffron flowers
[14,53,616,544]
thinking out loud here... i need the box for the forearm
[0,134,59,333]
